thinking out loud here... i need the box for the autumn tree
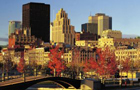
[84,47,118,79]
[48,45,66,77]
[66,47,82,79]
[17,51,26,82]
[133,60,140,71]
[1,49,14,80]
[121,58,131,78]
[4,54,13,79]
[17,57,25,73]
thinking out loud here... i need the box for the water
[26,81,81,90]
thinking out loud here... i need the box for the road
[0,75,46,87]
[114,87,140,90]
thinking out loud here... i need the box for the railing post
[34,68,37,76]
[23,72,26,82]
[2,72,5,82]
[61,72,63,77]
[54,68,56,77]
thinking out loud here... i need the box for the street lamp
[118,64,123,87]
[61,55,64,77]
[131,58,134,86]
[2,51,5,82]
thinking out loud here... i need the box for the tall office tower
[52,8,75,46]
[22,2,50,42]
[8,21,22,36]
[88,13,112,36]
[50,22,53,42]
[81,23,97,34]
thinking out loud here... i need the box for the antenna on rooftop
[53,9,55,21]
[90,11,91,16]
[99,9,102,13]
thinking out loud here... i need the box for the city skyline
[1,1,140,89]
[1,0,140,45]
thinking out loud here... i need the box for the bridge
[0,75,81,90]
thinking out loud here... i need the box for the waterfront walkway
[0,75,45,87]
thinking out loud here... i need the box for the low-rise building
[115,49,140,61]
[8,28,37,48]
[102,29,122,39]
[75,40,98,48]
[98,37,115,50]
[0,53,3,62]
[64,48,95,64]
[75,31,98,41]
[115,49,140,78]
[114,38,140,49]
[98,37,140,50]
[63,50,72,63]
[28,48,50,66]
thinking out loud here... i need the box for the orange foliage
[122,58,130,72]
[84,47,118,77]
[48,45,66,76]
[17,52,25,73]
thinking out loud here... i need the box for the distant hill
[0,45,7,48]
[122,34,139,38]
[0,37,8,42]
[0,37,8,47]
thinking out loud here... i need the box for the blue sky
[0,0,140,45]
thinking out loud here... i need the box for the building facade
[80,32,98,40]
[115,49,140,62]
[28,48,50,65]
[75,32,80,41]
[98,38,140,50]
[50,22,53,42]
[81,23,97,34]
[64,48,95,64]
[98,38,115,50]
[0,53,3,62]
[76,40,98,48]
[102,29,122,39]
[22,2,50,42]
[75,32,98,41]
[114,38,140,49]
[88,13,112,36]
[8,28,37,48]
[52,8,75,46]
[8,21,22,36]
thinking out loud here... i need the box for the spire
[60,8,63,11]
[90,11,91,16]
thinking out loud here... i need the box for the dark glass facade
[109,17,112,29]
[81,23,97,34]
[22,2,50,42]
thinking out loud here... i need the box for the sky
[0,0,140,45]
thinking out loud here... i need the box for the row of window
[116,55,138,59]
[115,51,137,54]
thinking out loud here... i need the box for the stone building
[101,29,122,39]
[63,47,95,63]
[75,40,98,48]
[52,8,75,46]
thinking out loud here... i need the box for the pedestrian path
[0,75,45,87]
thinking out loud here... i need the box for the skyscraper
[88,13,112,36]
[8,21,22,36]
[81,23,97,34]
[22,2,50,42]
[52,8,75,46]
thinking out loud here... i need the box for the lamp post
[2,52,5,82]
[61,55,64,77]
[131,58,134,86]
[118,64,123,87]
[54,68,56,77]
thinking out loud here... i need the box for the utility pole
[1,50,5,82]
